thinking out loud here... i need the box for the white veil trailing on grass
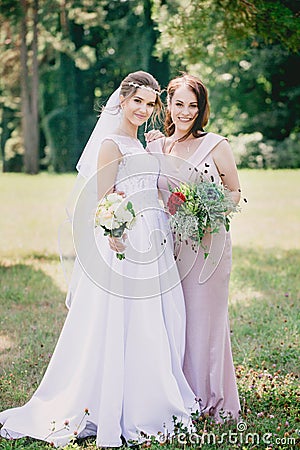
[58,87,122,303]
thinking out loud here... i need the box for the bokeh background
[0,0,299,174]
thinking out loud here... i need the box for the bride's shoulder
[98,138,122,162]
[101,134,133,155]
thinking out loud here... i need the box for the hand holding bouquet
[167,178,240,257]
[95,192,135,260]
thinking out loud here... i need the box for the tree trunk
[0,106,15,172]
[20,0,39,174]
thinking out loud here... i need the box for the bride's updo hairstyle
[120,71,163,124]
[80,72,162,180]
[165,74,210,141]
[121,71,161,105]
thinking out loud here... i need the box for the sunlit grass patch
[0,262,66,410]
[230,247,299,375]
[231,169,300,250]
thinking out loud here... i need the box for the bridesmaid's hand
[145,129,164,143]
[108,234,127,253]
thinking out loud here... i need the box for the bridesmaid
[148,73,241,421]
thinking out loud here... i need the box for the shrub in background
[230,132,300,169]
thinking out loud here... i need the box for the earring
[118,104,123,117]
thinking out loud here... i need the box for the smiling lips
[178,117,193,122]
[135,113,147,120]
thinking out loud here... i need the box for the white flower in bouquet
[114,204,134,225]
[95,193,136,260]
[106,192,123,204]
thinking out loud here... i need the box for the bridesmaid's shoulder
[206,133,234,160]
[205,132,231,149]
[205,131,227,141]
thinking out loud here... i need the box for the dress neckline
[110,132,140,141]
[161,133,211,170]
[109,133,145,150]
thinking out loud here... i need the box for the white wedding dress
[0,135,195,447]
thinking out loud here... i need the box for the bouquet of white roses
[95,192,136,260]
[167,178,240,257]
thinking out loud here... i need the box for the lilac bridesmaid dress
[148,133,240,421]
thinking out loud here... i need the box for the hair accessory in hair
[127,81,161,96]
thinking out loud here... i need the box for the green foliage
[37,2,108,171]
[152,0,300,169]
[191,44,299,136]
[224,45,300,141]
[181,42,300,168]
[1,1,299,172]
[153,0,300,63]
[254,0,300,51]
[0,0,22,21]
[0,0,171,172]
[230,132,300,169]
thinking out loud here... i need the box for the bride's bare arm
[97,140,126,253]
[97,139,122,201]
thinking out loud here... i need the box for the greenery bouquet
[167,178,240,256]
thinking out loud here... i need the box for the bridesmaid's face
[169,85,199,133]
[120,88,156,127]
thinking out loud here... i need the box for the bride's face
[120,88,156,127]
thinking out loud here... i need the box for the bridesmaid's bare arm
[212,140,241,205]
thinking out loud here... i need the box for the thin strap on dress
[189,132,227,167]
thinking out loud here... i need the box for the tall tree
[0,1,22,171]
[1,0,40,173]
[39,0,107,171]
[20,0,39,174]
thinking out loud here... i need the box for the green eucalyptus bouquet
[167,177,240,255]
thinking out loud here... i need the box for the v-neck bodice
[160,135,208,170]
[147,132,227,204]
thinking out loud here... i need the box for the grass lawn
[0,170,299,449]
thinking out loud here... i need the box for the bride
[0,71,195,447]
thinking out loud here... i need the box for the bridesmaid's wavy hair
[165,74,210,141]
[120,71,163,125]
